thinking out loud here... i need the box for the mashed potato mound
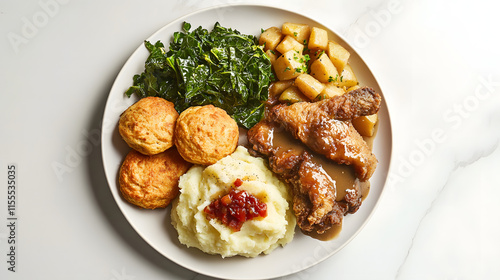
[171,146,296,258]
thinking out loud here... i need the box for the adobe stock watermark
[347,0,403,49]
[51,128,101,182]
[173,0,237,23]
[387,75,500,186]
[110,267,135,280]
[51,98,129,182]
[212,0,236,22]
[281,241,338,280]
[7,0,70,54]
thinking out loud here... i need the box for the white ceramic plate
[101,4,393,280]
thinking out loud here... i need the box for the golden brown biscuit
[119,148,192,209]
[174,105,239,165]
[119,97,178,155]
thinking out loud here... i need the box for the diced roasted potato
[265,49,278,68]
[273,50,306,81]
[282,22,311,45]
[308,27,328,50]
[279,85,308,103]
[326,40,350,73]
[269,80,294,98]
[352,114,378,137]
[294,74,325,100]
[259,27,283,51]
[317,83,345,100]
[346,85,361,92]
[310,52,339,83]
[261,22,363,108]
[332,64,358,87]
[302,48,317,68]
[276,35,304,54]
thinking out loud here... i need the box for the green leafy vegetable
[125,22,273,129]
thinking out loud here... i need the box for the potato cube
[326,40,350,73]
[352,114,378,137]
[332,64,358,87]
[276,35,304,54]
[259,27,283,51]
[282,22,311,45]
[304,48,322,68]
[279,86,308,103]
[346,85,361,92]
[317,83,345,100]
[310,52,339,83]
[273,50,306,81]
[308,27,328,50]
[265,49,278,68]
[269,80,294,98]
[294,74,325,100]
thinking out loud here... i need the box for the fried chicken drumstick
[269,87,381,181]
[248,87,381,234]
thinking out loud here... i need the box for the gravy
[268,124,364,202]
[264,122,377,240]
[305,221,343,241]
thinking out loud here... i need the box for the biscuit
[119,97,178,155]
[174,105,239,165]
[119,148,192,209]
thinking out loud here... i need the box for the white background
[1,0,500,279]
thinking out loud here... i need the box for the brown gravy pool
[268,125,371,202]
[305,222,343,241]
[265,122,377,240]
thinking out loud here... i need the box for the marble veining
[395,140,499,279]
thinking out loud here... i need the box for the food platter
[101,4,393,279]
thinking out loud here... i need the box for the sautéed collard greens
[125,22,273,128]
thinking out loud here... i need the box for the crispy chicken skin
[295,153,336,226]
[247,87,381,234]
[248,121,362,233]
[269,87,381,181]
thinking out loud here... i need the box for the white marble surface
[1,0,499,279]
